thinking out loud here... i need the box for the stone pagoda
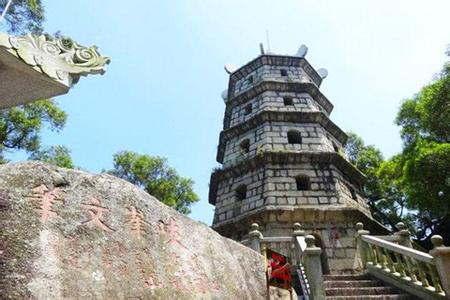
[209,46,385,273]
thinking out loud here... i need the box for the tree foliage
[29,145,74,169]
[345,134,411,230]
[0,1,74,166]
[347,49,450,247]
[108,151,199,214]
[0,100,67,161]
[0,0,44,34]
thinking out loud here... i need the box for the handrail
[261,236,293,243]
[372,235,402,242]
[362,235,434,264]
[296,265,310,300]
[356,223,449,300]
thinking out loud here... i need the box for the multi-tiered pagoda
[209,46,384,273]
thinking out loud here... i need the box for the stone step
[323,273,371,281]
[325,295,412,300]
[325,286,399,296]
[324,280,384,288]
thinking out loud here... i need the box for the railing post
[394,222,413,248]
[355,222,370,269]
[304,235,325,300]
[429,235,450,299]
[248,223,263,254]
[292,222,305,265]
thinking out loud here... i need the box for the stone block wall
[231,65,316,97]
[229,91,328,127]
[222,121,343,167]
[213,167,265,224]
[213,163,370,227]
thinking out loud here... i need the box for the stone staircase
[323,273,414,300]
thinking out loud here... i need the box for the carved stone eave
[0,32,110,108]
[209,151,366,205]
[217,110,348,163]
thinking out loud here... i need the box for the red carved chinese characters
[66,236,81,270]
[27,184,63,224]
[158,217,186,249]
[144,274,162,290]
[126,206,146,238]
[81,198,113,232]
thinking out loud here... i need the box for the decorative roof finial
[296,44,308,57]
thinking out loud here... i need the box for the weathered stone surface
[0,161,266,299]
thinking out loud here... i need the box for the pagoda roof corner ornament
[0,32,110,108]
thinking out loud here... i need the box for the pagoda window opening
[288,130,302,144]
[280,69,288,76]
[332,141,339,152]
[239,139,250,154]
[348,186,357,200]
[247,75,254,84]
[283,96,294,106]
[296,176,311,191]
[244,103,252,115]
[236,185,247,201]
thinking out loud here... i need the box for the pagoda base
[213,206,388,274]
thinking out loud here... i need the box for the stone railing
[243,223,326,300]
[356,222,450,300]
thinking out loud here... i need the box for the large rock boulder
[0,161,266,299]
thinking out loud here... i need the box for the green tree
[29,145,74,168]
[345,133,411,230]
[108,151,199,214]
[394,50,450,246]
[396,64,449,145]
[0,1,73,166]
[347,49,450,246]
[0,0,45,34]
[0,100,67,161]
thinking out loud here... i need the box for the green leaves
[1,0,45,34]
[348,49,450,245]
[402,141,450,217]
[108,151,199,215]
[29,145,74,169]
[27,0,38,11]
[396,56,450,145]
[0,99,67,157]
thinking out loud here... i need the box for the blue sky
[4,1,450,224]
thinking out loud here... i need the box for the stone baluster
[429,235,450,299]
[355,222,370,268]
[393,252,406,278]
[304,235,325,300]
[394,222,413,248]
[248,223,263,254]
[405,256,418,283]
[418,261,430,288]
[383,248,396,273]
[397,227,419,282]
